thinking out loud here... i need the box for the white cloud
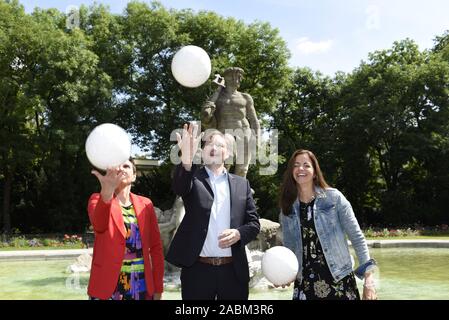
[295,37,334,55]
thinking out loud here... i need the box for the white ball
[261,246,299,286]
[85,123,131,171]
[171,45,211,88]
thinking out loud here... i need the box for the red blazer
[87,192,164,299]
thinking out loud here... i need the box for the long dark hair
[279,149,330,215]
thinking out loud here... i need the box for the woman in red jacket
[88,158,164,300]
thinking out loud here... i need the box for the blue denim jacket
[280,186,377,282]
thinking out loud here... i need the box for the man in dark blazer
[166,123,260,300]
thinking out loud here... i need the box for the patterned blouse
[293,199,360,300]
[111,204,148,300]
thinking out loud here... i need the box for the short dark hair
[203,128,223,138]
[202,129,224,147]
[201,129,235,152]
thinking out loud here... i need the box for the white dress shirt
[200,166,232,257]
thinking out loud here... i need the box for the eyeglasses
[204,142,226,149]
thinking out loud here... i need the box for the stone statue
[154,196,185,256]
[201,67,261,178]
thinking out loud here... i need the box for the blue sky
[23,0,449,76]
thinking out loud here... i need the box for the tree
[0,0,112,233]
[116,2,291,159]
[433,30,449,60]
[0,0,45,233]
[0,1,292,232]
[339,39,449,225]
[273,68,344,181]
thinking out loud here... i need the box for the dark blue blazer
[166,164,260,283]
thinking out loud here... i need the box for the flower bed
[364,224,449,238]
[0,234,86,249]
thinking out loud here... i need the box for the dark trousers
[180,260,249,300]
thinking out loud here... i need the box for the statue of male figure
[201,67,260,178]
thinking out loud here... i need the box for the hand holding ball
[85,123,131,171]
[171,45,211,88]
[261,246,299,286]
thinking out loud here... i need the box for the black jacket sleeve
[237,180,260,246]
[172,164,196,197]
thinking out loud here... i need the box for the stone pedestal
[247,218,282,251]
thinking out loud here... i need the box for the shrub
[27,238,42,247]
[42,238,52,247]
[10,236,27,247]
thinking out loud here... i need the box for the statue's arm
[208,86,223,104]
[201,87,222,127]
[243,93,261,138]
[201,101,215,120]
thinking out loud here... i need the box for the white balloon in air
[262,246,299,286]
[85,123,131,171]
[171,45,211,88]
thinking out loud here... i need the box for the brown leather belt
[199,256,233,266]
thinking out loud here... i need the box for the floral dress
[111,204,148,300]
[293,199,360,300]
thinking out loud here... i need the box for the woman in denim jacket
[279,149,377,300]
